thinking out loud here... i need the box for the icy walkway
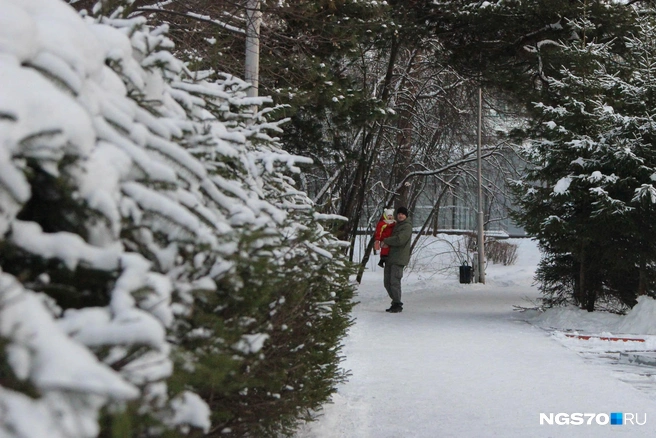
[296,240,656,438]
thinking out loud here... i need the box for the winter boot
[385,302,403,313]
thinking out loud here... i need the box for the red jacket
[375,219,395,256]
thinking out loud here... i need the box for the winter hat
[383,208,395,221]
[396,206,409,216]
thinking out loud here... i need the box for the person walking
[381,206,412,313]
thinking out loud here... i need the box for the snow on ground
[296,235,656,438]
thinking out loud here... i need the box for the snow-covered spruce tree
[511,20,621,311]
[0,1,354,437]
[512,14,656,311]
[585,15,656,302]
[157,75,356,436]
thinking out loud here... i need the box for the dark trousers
[383,263,404,304]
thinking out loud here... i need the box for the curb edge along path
[296,271,656,438]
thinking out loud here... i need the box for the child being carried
[374,208,396,267]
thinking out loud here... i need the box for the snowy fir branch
[0,0,355,436]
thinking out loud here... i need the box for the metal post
[472,251,479,283]
[245,0,261,115]
[477,87,486,284]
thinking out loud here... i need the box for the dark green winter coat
[383,217,412,266]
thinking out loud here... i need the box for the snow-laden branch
[131,8,247,35]
[392,144,504,195]
[515,20,564,45]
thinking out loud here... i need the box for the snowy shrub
[486,240,518,266]
[0,0,355,436]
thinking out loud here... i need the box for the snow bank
[616,295,656,335]
[529,304,622,332]
[528,290,656,336]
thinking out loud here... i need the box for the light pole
[477,87,486,284]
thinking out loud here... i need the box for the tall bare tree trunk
[574,245,586,308]
[638,257,648,296]
[392,51,421,208]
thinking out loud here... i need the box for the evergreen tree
[512,12,656,311]
[586,14,656,302]
[431,0,638,99]
[0,1,354,436]
[511,24,616,311]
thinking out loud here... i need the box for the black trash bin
[459,264,472,284]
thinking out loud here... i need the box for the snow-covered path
[296,239,656,437]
